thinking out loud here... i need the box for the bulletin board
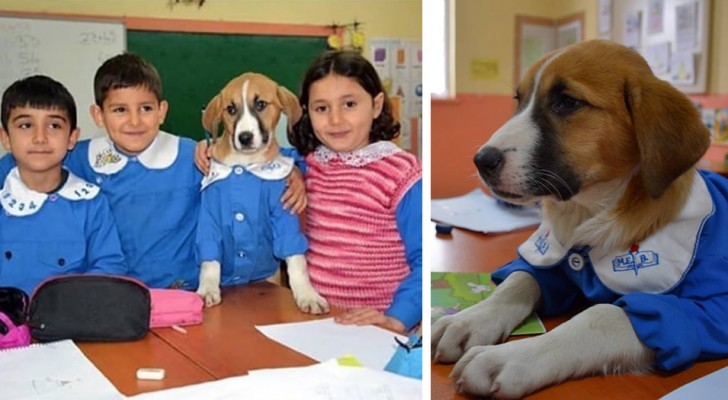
[609,0,711,94]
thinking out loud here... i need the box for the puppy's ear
[277,85,302,132]
[202,94,223,143]
[627,75,710,198]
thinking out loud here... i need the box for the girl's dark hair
[1,75,77,131]
[93,53,163,106]
[289,50,400,155]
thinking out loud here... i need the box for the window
[425,0,453,98]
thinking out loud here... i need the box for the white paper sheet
[660,366,728,400]
[128,361,421,400]
[0,340,123,400]
[431,189,541,234]
[255,318,407,370]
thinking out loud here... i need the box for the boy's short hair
[1,75,77,132]
[94,53,163,106]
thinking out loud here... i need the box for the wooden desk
[153,282,331,379]
[78,334,214,396]
[431,225,728,400]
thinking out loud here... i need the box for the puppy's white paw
[431,305,513,364]
[196,284,221,308]
[293,285,329,314]
[451,341,548,399]
[197,261,222,307]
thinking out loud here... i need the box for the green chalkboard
[127,30,327,141]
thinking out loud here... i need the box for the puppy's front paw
[293,286,329,315]
[196,284,221,308]
[431,308,511,364]
[451,341,549,399]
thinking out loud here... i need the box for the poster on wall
[647,0,665,35]
[368,38,422,152]
[675,1,699,51]
[598,0,612,34]
[623,11,642,49]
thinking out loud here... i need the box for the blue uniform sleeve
[269,180,308,259]
[84,193,128,275]
[196,187,223,263]
[492,258,582,317]
[385,180,422,331]
[615,254,728,371]
[280,147,307,174]
[0,153,17,179]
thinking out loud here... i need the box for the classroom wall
[434,0,728,198]
[0,0,422,49]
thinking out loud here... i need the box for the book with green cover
[431,272,546,335]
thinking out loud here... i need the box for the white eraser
[136,368,165,380]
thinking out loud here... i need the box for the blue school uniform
[0,168,127,296]
[63,132,203,289]
[196,156,307,285]
[492,170,728,372]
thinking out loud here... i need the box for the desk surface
[153,281,330,379]
[78,333,214,396]
[431,225,728,400]
[76,282,333,396]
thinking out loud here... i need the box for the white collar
[88,131,179,174]
[1,167,100,216]
[312,141,401,167]
[200,154,294,191]
[518,171,713,294]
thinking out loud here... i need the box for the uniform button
[129,156,138,162]
[235,213,245,222]
[4,251,11,260]
[568,253,584,271]
[58,258,66,266]
[234,166,244,175]
[237,251,246,258]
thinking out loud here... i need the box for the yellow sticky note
[337,354,363,367]
[470,58,499,80]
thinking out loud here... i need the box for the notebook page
[0,339,123,400]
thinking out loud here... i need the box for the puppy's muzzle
[237,131,255,148]
[474,146,504,184]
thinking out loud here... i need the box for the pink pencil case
[149,289,203,328]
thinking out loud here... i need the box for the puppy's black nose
[238,131,254,147]
[474,146,504,177]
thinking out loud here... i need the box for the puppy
[195,72,328,315]
[432,40,728,398]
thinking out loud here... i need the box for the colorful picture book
[431,272,546,336]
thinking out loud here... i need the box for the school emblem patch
[535,230,550,255]
[94,149,122,169]
[612,244,659,275]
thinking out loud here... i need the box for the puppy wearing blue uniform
[196,72,328,314]
[0,75,127,296]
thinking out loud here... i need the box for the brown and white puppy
[196,72,328,314]
[432,40,712,398]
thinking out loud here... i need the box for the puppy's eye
[513,92,521,103]
[255,100,267,112]
[552,94,584,116]
[226,103,237,116]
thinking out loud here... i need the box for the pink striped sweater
[305,142,421,311]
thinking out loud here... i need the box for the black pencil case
[28,275,151,342]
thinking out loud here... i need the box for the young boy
[0,75,127,296]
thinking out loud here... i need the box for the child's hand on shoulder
[195,140,212,175]
[282,167,307,214]
[334,308,406,334]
